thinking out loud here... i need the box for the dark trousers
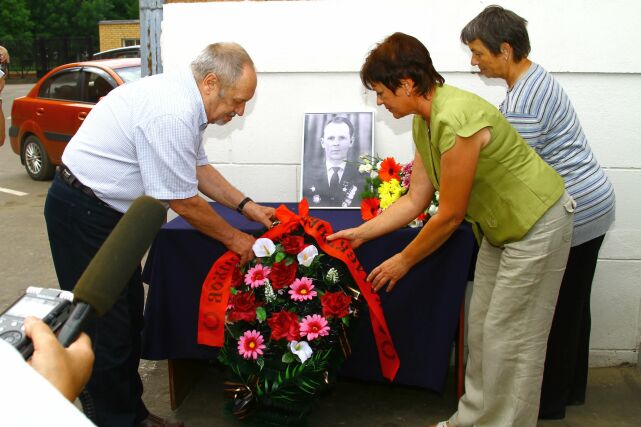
[44,174,149,427]
[539,234,605,419]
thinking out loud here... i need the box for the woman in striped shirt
[461,5,616,420]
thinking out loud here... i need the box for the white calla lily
[288,340,313,363]
[297,245,318,267]
[253,238,276,257]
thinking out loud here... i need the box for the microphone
[56,196,166,347]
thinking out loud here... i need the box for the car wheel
[23,135,55,181]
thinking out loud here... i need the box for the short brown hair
[360,32,444,97]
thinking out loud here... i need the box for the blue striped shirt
[500,63,615,246]
[62,68,209,213]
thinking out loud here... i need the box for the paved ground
[2,82,640,426]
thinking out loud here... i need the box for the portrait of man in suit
[301,112,373,208]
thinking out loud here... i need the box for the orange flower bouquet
[358,155,439,226]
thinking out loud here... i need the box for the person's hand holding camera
[24,317,94,401]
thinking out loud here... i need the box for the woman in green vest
[328,32,575,427]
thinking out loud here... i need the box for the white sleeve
[0,340,96,427]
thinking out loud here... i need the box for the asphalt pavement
[0,83,59,310]
[1,82,640,427]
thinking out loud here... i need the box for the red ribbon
[197,199,399,381]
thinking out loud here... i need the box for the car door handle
[78,112,88,120]
[36,108,45,116]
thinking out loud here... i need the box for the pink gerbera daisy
[288,277,317,301]
[299,314,330,340]
[237,330,266,360]
[244,264,271,288]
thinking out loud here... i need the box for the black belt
[57,164,109,207]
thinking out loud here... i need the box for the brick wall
[98,20,141,51]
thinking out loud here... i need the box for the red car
[9,58,141,180]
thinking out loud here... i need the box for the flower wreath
[197,200,399,424]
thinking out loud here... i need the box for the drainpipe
[140,0,164,77]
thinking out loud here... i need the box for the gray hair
[461,5,531,62]
[190,42,254,88]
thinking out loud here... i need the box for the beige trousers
[449,192,575,427]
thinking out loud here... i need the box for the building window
[122,38,140,47]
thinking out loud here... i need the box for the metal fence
[0,36,96,79]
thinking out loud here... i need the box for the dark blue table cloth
[141,203,475,392]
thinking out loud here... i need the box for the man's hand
[170,195,255,265]
[242,202,276,229]
[225,229,256,265]
[24,317,94,402]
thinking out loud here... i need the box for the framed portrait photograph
[300,112,374,209]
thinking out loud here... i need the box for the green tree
[0,0,34,41]
[26,0,139,39]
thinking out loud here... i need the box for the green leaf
[275,251,286,263]
[285,365,292,380]
[342,316,350,326]
[256,306,267,322]
[257,357,265,371]
[282,352,295,364]
[229,287,238,295]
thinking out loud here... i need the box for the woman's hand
[368,252,412,293]
[326,227,366,249]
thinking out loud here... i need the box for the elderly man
[44,43,274,427]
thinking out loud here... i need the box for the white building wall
[161,0,641,366]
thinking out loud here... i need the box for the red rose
[269,260,298,290]
[280,235,306,255]
[267,310,300,341]
[321,291,352,318]
[228,292,261,323]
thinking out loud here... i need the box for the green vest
[413,84,564,246]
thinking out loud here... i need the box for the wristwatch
[236,196,253,214]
